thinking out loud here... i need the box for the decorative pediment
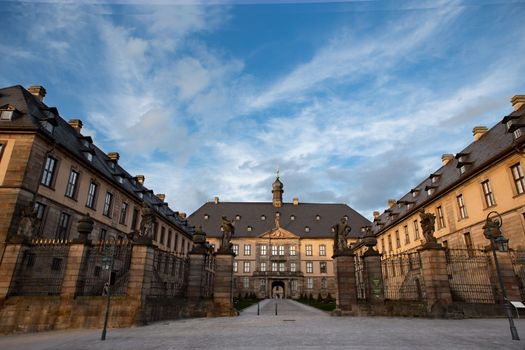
[259,227,299,239]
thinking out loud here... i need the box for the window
[290,262,297,272]
[381,238,385,253]
[291,280,298,291]
[413,220,420,239]
[319,244,326,256]
[279,262,285,272]
[244,244,251,256]
[204,214,209,220]
[243,261,250,273]
[272,262,278,272]
[160,227,166,245]
[261,215,266,220]
[388,235,393,252]
[260,245,267,256]
[306,244,312,256]
[306,261,313,273]
[0,142,4,161]
[103,192,113,217]
[278,245,285,256]
[99,228,107,241]
[457,194,467,219]
[315,215,321,221]
[243,277,249,288]
[436,206,445,229]
[260,262,267,272]
[0,109,13,120]
[511,163,525,195]
[232,244,239,255]
[464,232,474,253]
[34,202,46,233]
[404,225,410,245]
[307,277,313,289]
[233,261,238,273]
[290,215,295,220]
[65,170,79,198]
[56,212,70,240]
[395,230,400,248]
[289,245,296,256]
[41,156,57,187]
[86,181,98,209]
[119,202,128,225]
[272,245,278,256]
[167,230,172,249]
[131,207,139,230]
[51,258,62,271]
[481,180,496,207]
[321,277,328,289]
[320,261,327,274]
[304,226,310,232]
[247,226,252,232]
[236,214,241,220]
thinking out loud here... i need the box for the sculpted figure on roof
[219,216,235,253]
[419,210,438,245]
[332,217,351,254]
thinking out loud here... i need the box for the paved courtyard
[0,299,524,349]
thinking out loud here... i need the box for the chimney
[135,175,145,185]
[293,197,299,205]
[107,152,120,162]
[68,119,83,133]
[511,95,525,111]
[387,199,396,208]
[156,194,165,202]
[441,154,454,166]
[214,196,219,204]
[27,85,46,102]
[472,126,488,141]
[373,211,380,220]
[179,212,187,219]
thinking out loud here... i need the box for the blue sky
[1,0,525,219]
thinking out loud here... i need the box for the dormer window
[275,212,280,217]
[204,214,209,220]
[304,226,310,232]
[430,173,440,184]
[0,105,16,120]
[261,215,266,220]
[514,129,523,140]
[406,202,413,210]
[82,149,95,162]
[290,215,296,220]
[455,152,472,174]
[343,215,349,221]
[235,214,241,220]
[411,189,419,198]
[40,120,54,134]
[425,185,436,196]
[315,215,321,221]
[117,176,123,184]
[247,226,252,232]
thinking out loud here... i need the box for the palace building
[0,85,194,260]
[188,176,370,299]
[357,95,525,256]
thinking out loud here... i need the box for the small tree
[317,293,323,301]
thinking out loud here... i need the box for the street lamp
[482,211,520,341]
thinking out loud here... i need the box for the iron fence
[510,250,525,301]
[8,239,70,296]
[445,248,495,304]
[76,240,133,296]
[355,255,366,300]
[381,251,425,301]
[148,249,190,297]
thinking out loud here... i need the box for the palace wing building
[188,177,370,299]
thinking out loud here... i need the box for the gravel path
[0,299,524,349]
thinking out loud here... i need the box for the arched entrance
[271,280,285,299]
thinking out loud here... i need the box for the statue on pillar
[332,217,351,254]
[16,205,39,238]
[139,206,156,239]
[219,216,235,253]
[419,210,438,246]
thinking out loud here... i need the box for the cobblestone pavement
[1,299,525,349]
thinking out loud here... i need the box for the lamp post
[101,242,115,341]
[483,211,520,341]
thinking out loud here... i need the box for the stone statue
[17,205,39,238]
[139,206,156,238]
[332,217,351,253]
[219,216,235,252]
[419,210,438,245]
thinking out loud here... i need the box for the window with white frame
[289,245,296,256]
[260,262,267,272]
[413,220,420,239]
[41,156,57,187]
[306,261,313,273]
[65,170,79,198]
[243,277,249,289]
[244,244,251,256]
[481,180,496,207]
[56,212,70,240]
[457,194,468,219]
[232,244,239,255]
[395,230,401,248]
[279,262,285,272]
[233,261,238,272]
[320,261,327,274]
[319,244,326,256]
[291,280,298,291]
[436,206,445,229]
[305,244,312,256]
[243,261,250,273]
[119,202,128,225]
[290,262,297,272]
[278,245,285,256]
[86,181,98,209]
[307,277,313,289]
[511,163,525,195]
[271,245,278,255]
[260,244,267,256]
[103,192,113,217]
[272,262,278,272]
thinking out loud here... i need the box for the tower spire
[272,171,283,208]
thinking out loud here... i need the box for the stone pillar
[187,252,206,302]
[60,243,90,297]
[418,245,452,316]
[0,242,25,299]
[363,249,384,303]
[488,250,521,302]
[126,243,155,325]
[213,252,236,316]
[333,251,357,315]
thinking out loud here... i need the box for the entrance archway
[271,280,285,299]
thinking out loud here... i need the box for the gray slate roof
[373,104,525,235]
[0,85,192,236]
[188,201,371,238]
